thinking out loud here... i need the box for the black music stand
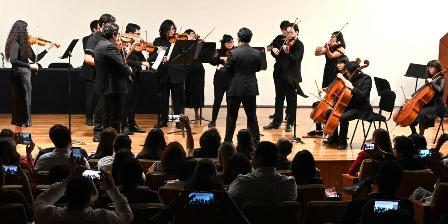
[405,63,427,92]
[189,42,216,125]
[166,40,197,136]
[374,77,391,96]
[60,39,83,144]
[253,47,268,70]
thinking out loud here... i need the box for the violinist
[308,31,346,137]
[324,60,373,149]
[264,22,304,132]
[184,29,206,120]
[84,13,116,141]
[80,20,100,127]
[5,20,58,133]
[208,34,234,127]
[148,19,184,128]
[93,22,132,133]
[409,60,446,135]
[120,23,148,134]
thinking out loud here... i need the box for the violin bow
[201,27,215,41]
[314,80,321,95]
[34,26,39,75]
[326,22,348,46]
[400,85,407,101]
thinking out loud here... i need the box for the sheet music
[151,49,166,70]
[166,43,175,61]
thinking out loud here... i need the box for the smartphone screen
[2,164,18,175]
[82,170,101,181]
[418,149,431,158]
[72,148,82,160]
[364,143,375,151]
[188,192,215,206]
[374,200,399,214]
[20,133,32,144]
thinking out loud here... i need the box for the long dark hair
[291,150,317,185]
[139,128,166,160]
[332,31,346,49]
[159,19,176,39]
[372,128,392,153]
[5,20,31,61]
[93,127,117,159]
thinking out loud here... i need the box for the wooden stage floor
[2,108,447,189]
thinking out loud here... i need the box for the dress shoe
[263,122,280,130]
[93,131,101,142]
[337,143,348,150]
[307,129,323,136]
[208,122,216,128]
[121,126,134,135]
[175,122,183,129]
[269,114,275,119]
[322,137,337,145]
[285,124,294,132]
[130,124,145,133]
[86,118,93,126]
[154,121,168,128]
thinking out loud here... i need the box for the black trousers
[10,68,32,127]
[161,82,184,122]
[211,85,227,123]
[103,94,126,133]
[312,101,323,130]
[225,96,260,143]
[331,109,362,144]
[83,79,99,121]
[123,80,139,126]
[273,82,297,125]
[94,94,104,132]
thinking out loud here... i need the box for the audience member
[163,158,198,188]
[97,133,132,171]
[393,136,426,170]
[291,149,323,185]
[217,141,236,171]
[111,150,135,185]
[276,137,293,170]
[89,127,117,159]
[408,133,427,151]
[0,128,14,137]
[0,136,35,174]
[185,159,223,191]
[223,153,251,185]
[236,129,254,159]
[149,141,186,175]
[193,128,222,158]
[48,164,71,184]
[136,128,166,160]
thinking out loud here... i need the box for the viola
[28,36,60,48]
[169,33,188,44]
[393,67,448,127]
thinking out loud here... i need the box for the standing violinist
[5,20,58,133]
[208,34,234,128]
[409,60,446,135]
[148,19,184,128]
[307,31,346,137]
[325,60,373,149]
[120,23,148,134]
[264,23,304,132]
[184,29,206,121]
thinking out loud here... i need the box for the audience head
[277,138,293,156]
[371,128,393,153]
[65,176,97,210]
[49,164,71,184]
[179,158,198,182]
[408,133,427,151]
[291,149,317,185]
[226,153,251,184]
[111,150,134,185]
[113,133,132,153]
[118,157,143,190]
[376,209,415,224]
[218,141,236,168]
[0,137,20,165]
[162,141,186,174]
[0,129,13,138]
[95,127,117,158]
[236,129,254,159]
[199,128,221,156]
[186,159,222,191]
[374,160,404,195]
[237,27,252,43]
[49,124,71,149]
[252,141,278,169]
[393,136,416,159]
[142,128,166,159]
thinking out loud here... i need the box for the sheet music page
[151,49,166,70]
[166,43,175,61]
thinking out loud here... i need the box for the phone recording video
[418,149,432,159]
[188,192,215,206]
[19,132,32,145]
[373,200,399,214]
[2,164,18,175]
[82,170,101,181]
[363,143,375,151]
[72,147,82,161]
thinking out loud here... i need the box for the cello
[323,59,370,135]
[393,67,448,127]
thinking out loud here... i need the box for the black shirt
[9,42,47,68]
[80,34,95,80]
[82,32,104,80]
[127,51,145,82]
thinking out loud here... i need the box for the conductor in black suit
[94,22,132,132]
[223,27,262,143]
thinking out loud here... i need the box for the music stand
[253,47,268,70]
[60,39,84,144]
[166,40,197,136]
[374,77,391,96]
[405,63,427,92]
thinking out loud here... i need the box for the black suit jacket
[278,38,304,84]
[348,72,374,119]
[224,43,261,96]
[94,39,132,95]
[148,37,185,84]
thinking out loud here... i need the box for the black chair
[350,90,396,147]
[48,62,72,68]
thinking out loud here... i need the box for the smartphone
[72,147,82,160]
[168,114,181,122]
[418,149,432,159]
[2,164,18,175]
[188,192,215,206]
[19,132,32,144]
[82,170,101,181]
[373,200,399,214]
[363,143,375,151]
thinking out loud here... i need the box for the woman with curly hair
[5,20,57,133]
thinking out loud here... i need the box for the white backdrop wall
[1,0,447,106]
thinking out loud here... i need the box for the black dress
[9,42,47,127]
[415,77,446,128]
[185,61,205,108]
[321,48,344,88]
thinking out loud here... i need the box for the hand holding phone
[188,192,215,206]
[82,170,101,181]
[418,149,433,159]
[363,143,375,151]
[72,147,82,161]
[373,200,399,214]
[19,133,32,145]
[2,164,18,175]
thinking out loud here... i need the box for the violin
[169,32,188,44]
[393,67,448,127]
[320,59,369,135]
[28,36,60,48]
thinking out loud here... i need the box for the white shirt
[228,167,297,207]
[35,180,132,224]
[34,148,90,171]
[97,154,115,171]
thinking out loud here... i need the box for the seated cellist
[323,60,374,149]
[409,60,446,135]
